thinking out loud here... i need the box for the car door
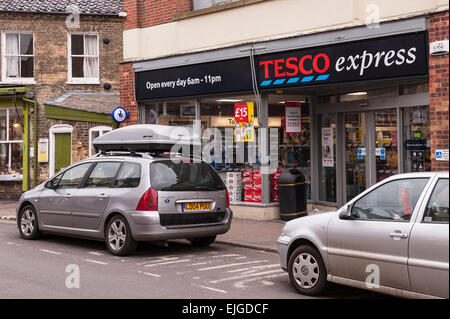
[327,177,432,291]
[71,161,122,230]
[38,163,92,228]
[408,176,449,298]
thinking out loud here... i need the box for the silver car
[278,172,449,298]
[16,154,232,256]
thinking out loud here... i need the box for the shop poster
[284,102,302,134]
[321,127,334,167]
[234,102,255,142]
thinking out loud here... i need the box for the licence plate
[184,202,211,211]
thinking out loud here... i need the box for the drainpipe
[23,98,38,189]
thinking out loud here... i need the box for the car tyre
[18,205,42,240]
[288,245,327,296]
[105,215,137,256]
[189,236,216,247]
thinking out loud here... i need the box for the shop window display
[141,93,310,203]
[318,113,337,203]
[403,106,431,173]
[0,107,23,179]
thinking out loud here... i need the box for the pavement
[0,201,283,252]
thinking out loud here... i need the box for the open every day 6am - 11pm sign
[134,32,427,101]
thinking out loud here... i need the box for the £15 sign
[234,102,254,123]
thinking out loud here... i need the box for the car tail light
[136,187,158,211]
[225,190,230,208]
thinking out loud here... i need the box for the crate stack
[270,170,283,202]
[243,170,262,203]
[226,172,242,203]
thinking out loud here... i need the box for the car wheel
[105,215,137,256]
[288,245,327,296]
[189,236,216,247]
[18,205,42,240]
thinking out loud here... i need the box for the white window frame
[1,32,35,84]
[49,124,73,177]
[0,107,24,179]
[67,32,100,84]
[89,126,112,156]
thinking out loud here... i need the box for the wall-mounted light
[103,37,110,44]
[216,99,243,102]
[346,91,367,96]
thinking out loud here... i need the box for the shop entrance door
[343,109,398,202]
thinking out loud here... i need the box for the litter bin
[278,168,307,221]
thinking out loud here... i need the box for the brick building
[119,0,449,218]
[0,0,125,199]
[120,0,449,218]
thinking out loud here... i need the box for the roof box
[93,124,200,153]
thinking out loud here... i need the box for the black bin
[278,168,307,221]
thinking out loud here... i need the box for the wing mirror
[45,180,56,189]
[339,205,353,220]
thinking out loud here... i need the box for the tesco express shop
[131,18,432,219]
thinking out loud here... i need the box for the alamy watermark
[168,122,279,174]
[365,264,380,289]
[65,264,80,289]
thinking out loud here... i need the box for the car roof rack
[92,151,153,159]
[93,124,201,153]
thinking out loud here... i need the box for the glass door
[344,112,367,202]
[375,109,398,182]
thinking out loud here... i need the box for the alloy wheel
[292,252,320,289]
[108,219,126,251]
[20,209,35,236]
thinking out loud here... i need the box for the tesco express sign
[257,32,428,88]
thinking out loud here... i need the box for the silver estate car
[16,154,232,256]
[278,172,449,299]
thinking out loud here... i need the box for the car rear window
[150,161,226,191]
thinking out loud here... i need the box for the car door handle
[97,193,107,199]
[64,193,72,199]
[390,232,408,239]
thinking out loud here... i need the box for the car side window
[351,178,429,221]
[85,162,122,188]
[113,162,141,188]
[423,179,449,223]
[58,163,92,189]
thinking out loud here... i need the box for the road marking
[85,259,108,265]
[190,262,208,266]
[39,249,62,255]
[89,251,104,256]
[212,254,241,258]
[197,285,227,294]
[136,257,179,266]
[235,257,247,260]
[227,264,280,273]
[144,259,190,267]
[138,271,161,278]
[7,241,21,246]
[198,260,267,271]
[211,269,285,284]
[233,273,285,288]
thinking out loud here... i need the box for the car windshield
[150,160,226,191]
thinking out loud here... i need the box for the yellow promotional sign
[234,102,255,142]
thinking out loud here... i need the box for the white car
[277,172,449,298]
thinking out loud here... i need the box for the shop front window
[141,100,198,127]
[318,113,336,203]
[0,107,23,179]
[403,106,431,173]
[268,94,311,201]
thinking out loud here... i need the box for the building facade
[0,0,125,199]
[120,0,449,218]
